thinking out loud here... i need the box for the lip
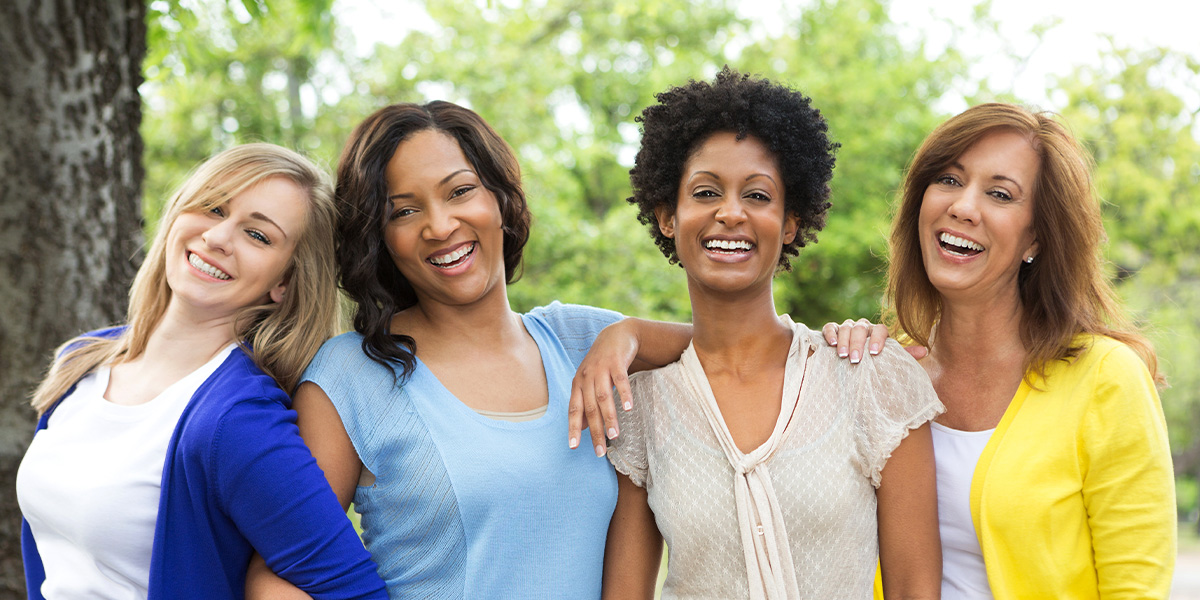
[187,250,232,281]
[933,228,985,262]
[700,234,756,263]
[425,241,477,275]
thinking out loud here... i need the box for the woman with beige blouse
[602,69,943,599]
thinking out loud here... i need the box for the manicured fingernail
[595,444,607,457]
[569,436,579,449]
[869,344,880,355]
[607,427,618,439]
[623,401,632,411]
[839,348,848,357]
[850,350,861,364]
[827,337,837,345]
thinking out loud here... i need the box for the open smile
[938,232,984,257]
[188,251,231,280]
[427,242,476,269]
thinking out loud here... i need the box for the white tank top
[16,345,233,599]
[931,421,996,599]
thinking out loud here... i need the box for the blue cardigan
[21,330,387,599]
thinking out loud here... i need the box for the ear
[782,212,801,245]
[654,204,676,238]
[268,273,289,304]
[1023,239,1040,263]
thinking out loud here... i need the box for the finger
[868,324,888,355]
[595,381,621,442]
[905,345,929,360]
[848,319,871,364]
[836,319,856,358]
[822,322,840,346]
[613,371,634,412]
[568,381,585,449]
[582,387,608,457]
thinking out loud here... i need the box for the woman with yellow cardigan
[883,103,1175,597]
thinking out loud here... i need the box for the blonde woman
[16,144,387,599]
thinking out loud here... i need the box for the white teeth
[188,253,231,280]
[429,243,474,266]
[939,233,984,252]
[704,239,754,252]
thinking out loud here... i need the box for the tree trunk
[0,0,145,595]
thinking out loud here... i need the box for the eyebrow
[387,169,474,201]
[251,212,287,240]
[688,170,779,186]
[949,161,1025,194]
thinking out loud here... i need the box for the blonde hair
[886,103,1161,384]
[32,143,339,413]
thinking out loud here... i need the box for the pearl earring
[1024,256,1034,264]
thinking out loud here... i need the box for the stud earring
[1024,256,1034,264]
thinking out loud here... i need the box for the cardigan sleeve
[1080,343,1176,598]
[209,395,388,599]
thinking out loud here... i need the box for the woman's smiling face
[164,175,307,318]
[382,129,507,310]
[918,128,1040,302]
[656,131,798,298]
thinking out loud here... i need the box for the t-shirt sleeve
[211,393,387,599]
[300,334,405,474]
[1082,342,1175,597]
[528,301,624,369]
[606,372,652,488]
[853,339,944,488]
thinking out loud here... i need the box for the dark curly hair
[629,67,837,269]
[336,101,531,378]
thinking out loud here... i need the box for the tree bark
[0,0,145,595]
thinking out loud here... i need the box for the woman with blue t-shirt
[245,100,883,599]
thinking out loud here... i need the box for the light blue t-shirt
[302,302,620,599]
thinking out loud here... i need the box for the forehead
[684,132,779,174]
[386,129,472,189]
[957,129,1040,177]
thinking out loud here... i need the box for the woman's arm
[568,318,692,456]
[244,382,370,598]
[1084,346,1176,597]
[875,423,941,599]
[602,474,663,600]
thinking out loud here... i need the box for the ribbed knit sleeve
[526,301,623,369]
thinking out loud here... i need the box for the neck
[397,285,524,346]
[689,279,792,374]
[932,293,1027,367]
[135,300,239,369]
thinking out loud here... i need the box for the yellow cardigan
[970,335,1175,598]
[875,335,1175,599]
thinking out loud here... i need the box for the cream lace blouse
[608,318,942,599]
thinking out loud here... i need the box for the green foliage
[139,0,1200,490]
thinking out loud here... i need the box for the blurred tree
[0,1,145,593]
[1054,44,1200,529]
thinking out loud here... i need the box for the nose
[201,218,235,254]
[948,188,981,224]
[714,196,747,227]
[422,203,458,241]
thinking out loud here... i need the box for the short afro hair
[628,67,837,269]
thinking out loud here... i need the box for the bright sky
[335,0,1200,114]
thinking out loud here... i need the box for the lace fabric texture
[609,319,943,599]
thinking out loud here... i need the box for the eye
[692,188,719,199]
[449,185,475,199]
[988,189,1014,201]
[935,174,961,186]
[246,229,271,245]
[390,207,417,220]
[210,206,225,217]
[745,191,771,202]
